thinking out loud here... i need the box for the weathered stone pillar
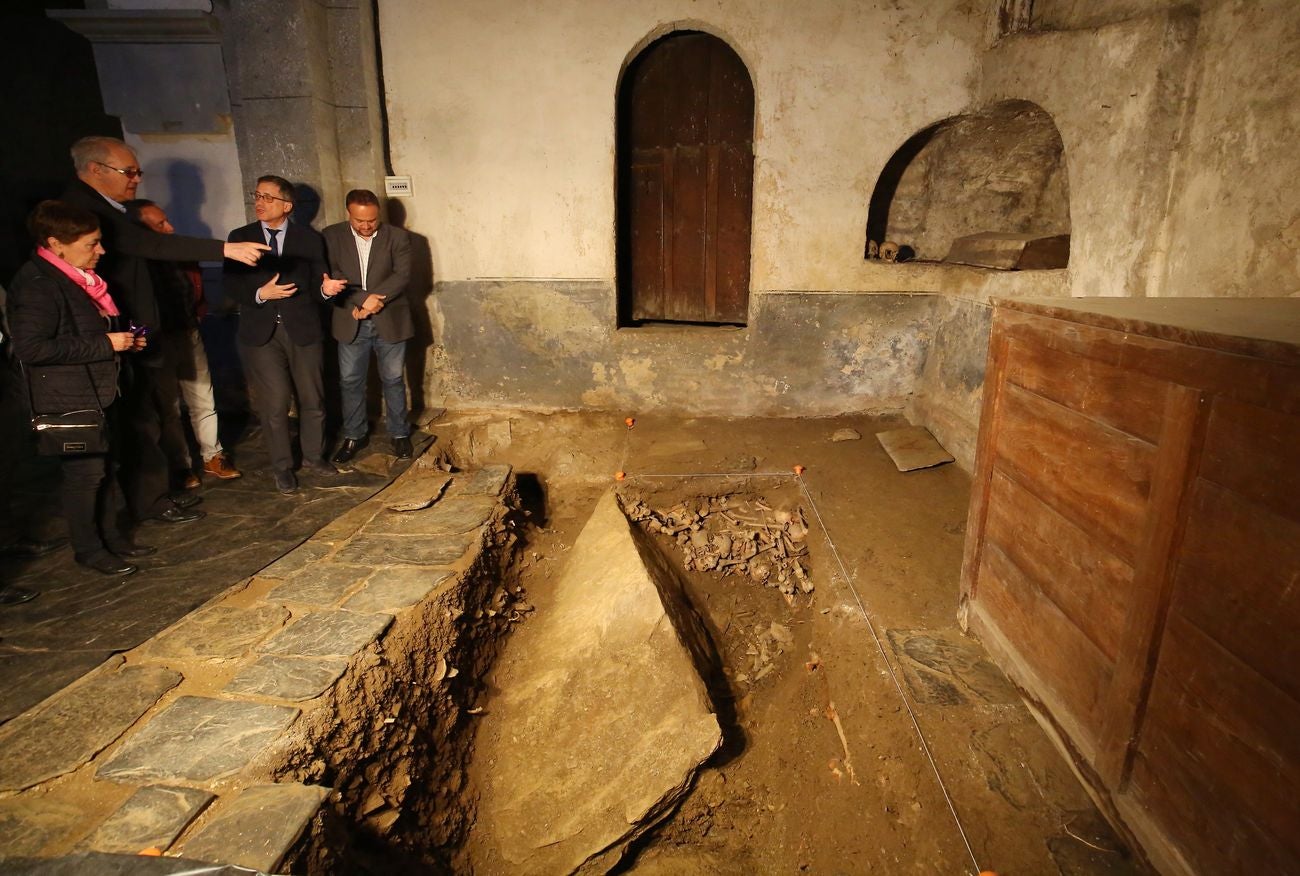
[216,0,386,228]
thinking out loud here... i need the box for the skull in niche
[867,240,880,259]
[880,241,900,263]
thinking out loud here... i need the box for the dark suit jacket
[224,221,329,347]
[8,256,120,413]
[321,222,414,344]
[62,179,224,365]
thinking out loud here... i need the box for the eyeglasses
[96,161,144,180]
[250,191,292,204]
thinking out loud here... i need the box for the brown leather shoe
[180,470,201,490]
[203,453,242,480]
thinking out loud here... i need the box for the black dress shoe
[392,436,413,459]
[169,492,203,510]
[331,437,366,465]
[0,586,39,605]
[153,505,205,524]
[274,469,298,495]
[106,543,158,558]
[76,554,138,576]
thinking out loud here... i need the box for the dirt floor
[439,410,1145,876]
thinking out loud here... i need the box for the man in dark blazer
[322,189,415,463]
[224,175,344,494]
[62,136,268,522]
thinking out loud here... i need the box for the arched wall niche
[866,99,1070,265]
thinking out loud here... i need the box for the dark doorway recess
[617,32,754,326]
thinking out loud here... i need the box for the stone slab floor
[0,419,434,723]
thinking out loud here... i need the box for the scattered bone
[830,428,862,442]
[826,701,859,785]
[623,493,815,597]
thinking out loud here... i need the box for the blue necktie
[267,228,280,256]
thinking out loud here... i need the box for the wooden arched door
[618,32,754,325]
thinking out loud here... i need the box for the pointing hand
[224,241,272,265]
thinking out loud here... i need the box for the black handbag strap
[21,272,107,417]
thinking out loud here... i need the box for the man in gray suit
[322,189,414,463]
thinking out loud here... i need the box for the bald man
[62,136,266,522]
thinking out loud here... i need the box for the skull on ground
[880,241,900,262]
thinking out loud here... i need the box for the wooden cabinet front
[960,298,1300,875]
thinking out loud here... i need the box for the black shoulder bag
[23,281,110,456]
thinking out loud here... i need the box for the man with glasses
[224,175,345,495]
[62,136,270,525]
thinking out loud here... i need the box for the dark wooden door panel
[628,160,664,322]
[619,32,753,324]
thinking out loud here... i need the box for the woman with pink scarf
[8,200,153,576]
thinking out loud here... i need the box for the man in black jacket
[224,175,344,494]
[61,136,268,521]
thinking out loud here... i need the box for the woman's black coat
[8,256,119,414]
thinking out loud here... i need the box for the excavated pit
[234,411,1139,875]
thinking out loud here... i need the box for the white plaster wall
[378,0,984,288]
[1159,0,1300,298]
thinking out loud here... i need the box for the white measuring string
[796,471,983,875]
[624,472,796,479]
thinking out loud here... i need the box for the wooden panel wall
[961,302,1300,876]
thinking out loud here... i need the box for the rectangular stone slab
[81,785,214,854]
[257,610,393,658]
[265,564,370,606]
[178,783,329,873]
[384,473,452,512]
[446,464,511,496]
[223,655,349,702]
[875,426,955,472]
[0,650,117,723]
[96,696,299,784]
[0,795,91,858]
[343,569,453,614]
[474,490,721,873]
[144,605,289,661]
[333,533,476,567]
[0,665,182,791]
[363,496,497,536]
[259,540,335,578]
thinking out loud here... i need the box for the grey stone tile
[0,666,182,792]
[178,783,330,874]
[0,650,116,723]
[0,794,88,858]
[96,697,299,784]
[259,540,335,578]
[334,532,477,567]
[364,496,497,537]
[223,655,349,702]
[81,785,214,854]
[265,563,370,606]
[447,464,512,497]
[258,610,393,658]
[342,569,453,614]
[145,605,290,661]
[383,473,452,512]
[886,629,1018,706]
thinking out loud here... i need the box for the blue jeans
[338,319,409,441]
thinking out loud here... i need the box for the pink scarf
[37,246,119,317]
